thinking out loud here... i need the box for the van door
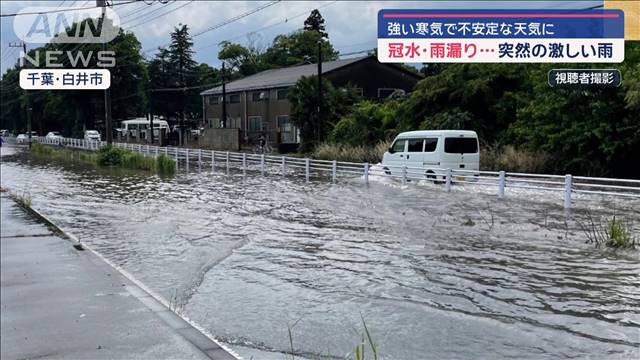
[441,136,480,172]
[386,138,408,174]
[422,137,441,176]
[405,138,424,170]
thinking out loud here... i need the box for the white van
[121,118,170,139]
[382,130,479,181]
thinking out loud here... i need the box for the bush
[313,140,391,163]
[97,146,128,166]
[481,144,550,173]
[156,154,176,175]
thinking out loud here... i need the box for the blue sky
[0,0,602,75]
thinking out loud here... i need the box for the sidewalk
[0,194,237,360]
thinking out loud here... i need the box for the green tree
[168,24,197,134]
[262,30,338,67]
[304,9,328,39]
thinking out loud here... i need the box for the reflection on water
[2,145,639,359]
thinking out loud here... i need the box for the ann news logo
[13,4,120,44]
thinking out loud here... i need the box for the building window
[276,88,289,100]
[226,117,241,129]
[276,115,290,128]
[209,118,220,128]
[248,116,263,132]
[208,96,219,105]
[252,91,268,102]
[228,94,240,103]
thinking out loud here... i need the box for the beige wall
[605,1,639,40]
[198,128,240,150]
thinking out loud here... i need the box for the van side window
[407,139,423,152]
[444,137,478,153]
[424,138,438,152]
[391,139,406,153]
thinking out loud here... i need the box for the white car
[16,134,27,143]
[45,131,63,140]
[84,130,101,141]
[382,130,480,181]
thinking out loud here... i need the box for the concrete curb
[6,194,242,360]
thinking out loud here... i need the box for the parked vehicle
[84,130,101,141]
[16,134,27,143]
[121,118,170,140]
[0,129,8,136]
[382,130,479,181]
[45,131,63,140]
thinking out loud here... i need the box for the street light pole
[317,41,323,143]
[97,0,112,145]
[10,42,31,148]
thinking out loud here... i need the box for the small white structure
[382,130,480,180]
[120,117,170,140]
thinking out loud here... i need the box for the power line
[0,0,139,17]
[121,0,173,25]
[120,1,156,19]
[191,1,281,38]
[127,0,194,29]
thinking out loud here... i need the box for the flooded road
[2,144,639,359]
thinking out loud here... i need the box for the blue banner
[378,9,624,39]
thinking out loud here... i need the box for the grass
[312,140,391,164]
[10,190,32,209]
[285,314,378,360]
[33,143,176,175]
[579,213,636,249]
[481,144,550,173]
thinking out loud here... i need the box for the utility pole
[10,42,31,148]
[97,0,112,145]
[221,62,227,128]
[317,41,323,143]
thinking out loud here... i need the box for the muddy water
[1,145,638,359]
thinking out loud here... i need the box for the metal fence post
[211,150,215,172]
[364,162,369,184]
[332,160,337,183]
[198,149,202,170]
[261,154,265,176]
[155,146,158,156]
[305,158,310,182]
[445,168,452,192]
[185,148,190,171]
[226,151,230,175]
[564,174,572,209]
[498,170,506,198]
[402,165,407,185]
[165,147,168,156]
[281,156,286,177]
[242,153,246,177]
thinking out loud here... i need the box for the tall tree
[168,24,197,139]
[303,9,328,39]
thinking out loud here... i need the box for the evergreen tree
[167,24,197,139]
[304,9,328,39]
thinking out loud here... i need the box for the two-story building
[200,55,422,150]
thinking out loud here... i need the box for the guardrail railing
[30,136,640,209]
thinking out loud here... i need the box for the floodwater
[1,144,639,360]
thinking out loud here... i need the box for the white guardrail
[29,136,640,209]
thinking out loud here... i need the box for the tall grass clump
[97,146,128,166]
[481,144,549,173]
[579,214,636,249]
[156,154,176,175]
[313,140,391,164]
[10,191,32,209]
[31,142,53,156]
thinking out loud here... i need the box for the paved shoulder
[1,195,237,360]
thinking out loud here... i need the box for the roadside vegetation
[10,191,32,209]
[579,214,636,249]
[285,315,378,360]
[32,143,175,175]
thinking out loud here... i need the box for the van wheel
[383,167,391,175]
[426,171,442,184]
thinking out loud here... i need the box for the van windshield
[444,137,478,154]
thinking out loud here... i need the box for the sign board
[377,9,625,63]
